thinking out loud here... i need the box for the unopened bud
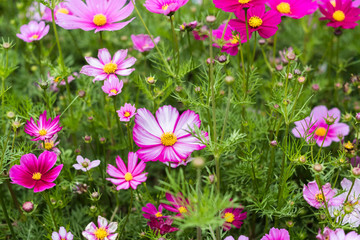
[88,116,93,122]
[22,201,34,212]
[146,76,156,84]
[313,163,323,172]
[286,52,296,60]
[75,148,81,155]
[84,135,92,143]
[312,84,320,92]
[217,55,227,63]
[352,167,360,176]
[192,157,205,168]
[343,113,352,122]
[206,15,216,23]
[91,192,100,199]
[78,90,86,98]
[194,86,201,93]
[356,113,360,122]
[334,28,343,36]
[294,69,301,75]
[2,42,11,49]
[99,137,106,144]
[12,120,21,129]
[209,174,215,183]
[344,205,353,214]
[258,39,266,45]
[275,65,283,71]
[325,116,335,125]
[286,220,294,228]
[206,58,215,65]
[299,155,306,163]
[270,140,277,147]
[333,209,340,216]
[225,76,234,85]
[39,81,48,90]
[90,205,97,212]
[297,76,305,84]
[175,86,183,92]
[6,111,15,119]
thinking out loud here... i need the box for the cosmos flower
[147,216,179,235]
[48,72,77,92]
[9,151,63,193]
[56,0,135,33]
[82,216,118,240]
[133,105,207,163]
[131,34,160,53]
[16,21,50,43]
[43,2,73,22]
[224,236,249,240]
[193,25,209,41]
[73,156,101,172]
[222,207,247,231]
[80,48,136,82]
[213,0,266,13]
[24,110,63,141]
[144,0,189,16]
[212,23,242,56]
[52,227,74,240]
[117,103,136,122]
[38,134,61,155]
[291,105,350,147]
[162,192,190,217]
[303,181,344,209]
[163,155,193,168]
[27,2,46,21]
[267,0,318,19]
[101,76,124,97]
[142,203,165,219]
[261,228,290,240]
[179,21,198,31]
[319,0,360,29]
[316,227,333,240]
[327,228,360,240]
[106,152,147,190]
[229,5,282,43]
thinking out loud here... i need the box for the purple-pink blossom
[101,76,124,97]
[213,0,266,13]
[162,192,190,217]
[303,181,344,209]
[144,0,189,16]
[142,203,165,219]
[212,23,241,56]
[222,207,247,231]
[267,0,318,19]
[82,216,118,240]
[117,103,136,122]
[261,228,290,240]
[43,3,73,22]
[17,21,49,43]
[131,34,160,53]
[52,227,74,240]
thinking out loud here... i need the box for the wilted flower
[73,156,101,172]
[17,21,49,43]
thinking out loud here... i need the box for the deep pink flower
[144,0,189,16]
[17,21,49,43]
[82,216,118,240]
[9,151,63,193]
[317,227,335,240]
[24,110,63,141]
[261,228,290,240]
[43,3,73,22]
[38,134,61,155]
[80,48,136,82]
[142,203,165,219]
[229,5,282,43]
[106,152,147,190]
[193,25,209,41]
[101,76,124,96]
[56,0,134,33]
[292,105,350,147]
[213,0,266,13]
[131,34,160,53]
[117,103,136,122]
[162,192,190,217]
[222,207,247,231]
[52,226,74,240]
[133,105,207,163]
[212,23,242,56]
[147,216,179,235]
[225,236,249,240]
[319,0,360,29]
[303,181,344,209]
[267,0,318,19]
[73,156,101,172]
[180,21,198,31]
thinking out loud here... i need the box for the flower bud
[352,167,360,176]
[2,42,11,49]
[356,113,360,122]
[225,76,235,85]
[22,201,34,212]
[344,205,353,214]
[146,76,156,84]
[335,82,342,89]
[99,137,106,144]
[12,120,21,129]
[88,116,94,122]
[286,52,296,61]
[206,58,215,65]
[75,148,81,155]
[175,86,183,92]
[325,115,335,125]
[158,238,166,240]
[287,73,293,80]
[343,113,352,122]
[270,140,278,147]
[258,39,266,45]
[217,55,227,63]
[84,136,92,143]
[312,84,320,92]
[294,69,301,75]
[50,197,56,205]
[208,174,215,183]
[78,90,86,98]
[91,192,100,199]
[313,163,323,172]
[90,205,97,212]
[286,220,294,228]
[6,111,15,119]
[206,15,216,23]
[275,65,283,71]
[219,90,225,96]
[297,76,306,84]
[299,155,306,163]
[333,209,341,216]
[334,28,343,36]
[192,157,205,168]
[39,81,48,90]
[194,86,201,93]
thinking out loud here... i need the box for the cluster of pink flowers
[317,227,360,239]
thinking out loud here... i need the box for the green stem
[196,168,202,240]
[43,192,58,230]
[220,86,231,142]
[126,124,133,152]
[273,32,278,67]
[0,184,16,238]
[119,189,133,238]
[244,9,251,97]
[170,16,180,74]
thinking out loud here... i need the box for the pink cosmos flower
[213,0,266,13]
[101,76,124,97]
[147,216,179,235]
[117,103,136,122]
[267,0,318,19]
[131,34,160,53]
[144,0,189,16]
[52,227,74,240]
[317,227,335,240]
[261,228,290,240]
[82,216,118,240]
[224,236,249,240]
[229,5,282,43]
[328,228,360,240]
[43,3,73,22]
[24,110,63,141]
[17,21,50,43]
[80,48,136,82]
[193,25,209,41]
[319,0,360,29]
[9,151,63,193]
[222,208,247,231]
[56,0,135,33]
[27,2,46,21]
[212,23,242,56]
[142,203,165,219]
[106,152,147,190]
[38,134,61,156]
[73,156,101,172]
[163,155,192,168]
[162,192,190,217]
[303,181,344,209]
[133,105,207,163]
[49,73,76,92]
[291,105,350,147]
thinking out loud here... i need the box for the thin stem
[272,32,278,67]
[6,180,22,216]
[119,189,133,238]
[0,185,16,238]
[170,16,180,74]
[126,124,133,152]
[315,175,332,222]
[112,97,123,138]
[43,192,58,230]
[260,46,273,74]
[220,86,231,142]
[284,60,292,99]
[244,9,251,97]
[252,32,257,64]
[196,168,202,240]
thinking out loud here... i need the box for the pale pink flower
[101,76,124,97]
[82,216,118,240]
[117,103,136,122]
[303,181,344,209]
[73,156,100,172]
[52,227,74,240]
[17,21,49,43]
[131,34,160,52]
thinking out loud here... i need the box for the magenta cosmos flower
[147,216,179,235]
[52,227,74,240]
[144,0,189,16]
[117,103,136,122]
[56,0,134,33]
[319,0,360,28]
[106,152,147,190]
[142,203,165,219]
[38,134,61,155]
[292,105,350,147]
[229,5,282,43]
[303,181,344,209]
[24,110,63,141]
[133,105,207,163]
[9,151,63,193]
[212,23,242,56]
[162,192,190,217]
[82,216,118,240]
[101,76,124,97]
[267,0,318,19]
[43,3,73,22]
[81,48,136,82]
[317,227,333,240]
[213,0,266,13]
[222,207,247,231]
[73,155,100,172]
[131,34,160,53]
[261,228,290,240]
[225,236,249,240]
[17,21,49,43]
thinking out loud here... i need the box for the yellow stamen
[39,129,47,136]
[162,4,169,10]
[248,16,263,28]
[103,62,118,74]
[178,206,187,214]
[94,227,108,239]
[155,212,163,218]
[124,172,133,181]
[344,141,354,150]
[44,142,54,150]
[160,132,177,146]
[31,35,39,39]
[230,35,239,44]
[333,10,345,22]
[315,127,327,137]
[82,162,89,168]
[238,0,251,3]
[277,2,291,14]
[32,172,42,180]
[93,14,107,26]
[124,112,131,117]
[224,212,235,223]
[56,8,69,15]
[54,77,62,83]
[110,89,118,94]
[315,193,325,202]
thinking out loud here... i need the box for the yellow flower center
[248,16,263,28]
[39,129,47,136]
[230,35,239,44]
[124,172,133,181]
[155,212,163,218]
[160,132,177,146]
[110,89,118,94]
[94,227,108,240]
[124,111,131,117]
[315,127,327,137]
[238,0,251,3]
[31,35,39,39]
[162,4,169,10]
[315,193,325,202]
[333,10,345,22]
[224,212,235,223]
[277,2,291,14]
[54,77,62,83]
[93,14,107,26]
[82,162,89,168]
[103,62,118,74]
[344,141,354,150]
[178,206,187,214]
[32,172,42,180]
[57,8,69,15]
[44,142,54,150]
